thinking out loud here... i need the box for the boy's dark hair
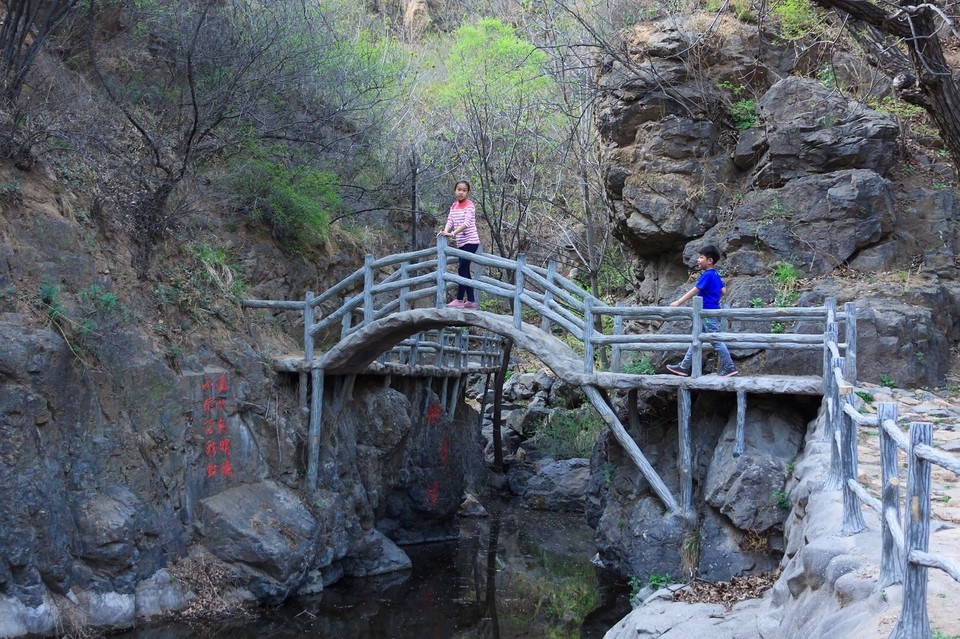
[700,245,721,264]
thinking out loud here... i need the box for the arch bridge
[243,238,857,521]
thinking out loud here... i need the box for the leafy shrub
[731,98,757,130]
[36,282,129,361]
[236,160,340,253]
[868,96,927,120]
[765,262,804,333]
[773,489,790,509]
[764,198,793,220]
[530,407,604,459]
[816,65,837,89]
[192,243,248,301]
[622,355,656,375]
[648,572,674,589]
[772,0,822,41]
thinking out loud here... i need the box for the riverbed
[113,504,631,638]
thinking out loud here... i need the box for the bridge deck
[271,356,821,394]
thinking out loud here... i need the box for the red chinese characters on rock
[200,374,233,479]
[424,480,439,508]
[425,401,442,426]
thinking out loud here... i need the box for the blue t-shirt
[695,269,724,309]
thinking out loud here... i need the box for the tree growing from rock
[811,0,960,174]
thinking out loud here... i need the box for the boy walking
[666,245,737,377]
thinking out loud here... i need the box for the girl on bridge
[439,180,481,309]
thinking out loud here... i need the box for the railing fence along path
[824,360,960,638]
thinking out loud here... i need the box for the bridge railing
[825,395,960,639]
[285,238,854,381]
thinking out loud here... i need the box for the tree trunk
[902,8,960,174]
[814,0,960,175]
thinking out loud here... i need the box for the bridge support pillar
[678,388,693,517]
[307,369,324,492]
[583,385,680,515]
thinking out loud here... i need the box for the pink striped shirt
[444,200,481,247]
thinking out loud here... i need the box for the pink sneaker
[463,301,478,309]
[447,300,466,308]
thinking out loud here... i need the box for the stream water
[114,503,631,639]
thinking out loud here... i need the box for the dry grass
[675,569,781,609]
[167,553,252,620]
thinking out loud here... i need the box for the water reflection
[115,505,630,639]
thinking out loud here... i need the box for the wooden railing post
[824,354,844,491]
[844,301,857,385]
[363,253,375,325]
[303,291,320,491]
[734,390,747,457]
[456,329,466,368]
[891,422,933,639]
[612,303,623,374]
[437,328,446,368]
[399,262,410,312]
[436,236,447,308]
[411,332,421,366]
[840,368,866,534]
[690,296,703,377]
[583,296,595,374]
[877,402,904,588]
[823,297,836,388]
[304,294,324,492]
[541,260,557,333]
[307,369,323,492]
[513,254,526,329]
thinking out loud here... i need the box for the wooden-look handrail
[246,238,855,377]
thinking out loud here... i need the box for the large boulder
[521,458,591,512]
[196,480,319,603]
[696,508,780,581]
[855,293,957,387]
[695,169,895,276]
[752,76,900,186]
[704,400,806,532]
[339,529,411,577]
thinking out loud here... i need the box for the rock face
[704,403,805,532]
[753,76,900,187]
[595,16,960,388]
[698,169,895,276]
[588,393,810,581]
[196,481,319,603]
[0,292,483,634]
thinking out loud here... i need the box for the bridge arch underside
[317,309,582,380]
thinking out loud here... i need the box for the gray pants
[678,317,734,373]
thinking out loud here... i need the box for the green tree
[430,17,556,259]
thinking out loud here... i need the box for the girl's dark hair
[454,180,471,192]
